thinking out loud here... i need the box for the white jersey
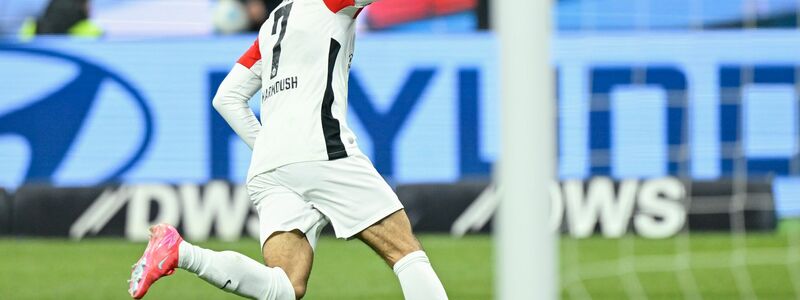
[219,0,373,181]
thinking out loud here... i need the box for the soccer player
[127,0,449,299]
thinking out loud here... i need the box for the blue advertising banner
[0,35,499,188]
[1,31,799,217]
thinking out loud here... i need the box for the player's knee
[284,273,308,299]
[292,283,307,299]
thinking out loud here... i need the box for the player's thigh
[284,154,404,240]
[357,209,422,267]
[248,173,328,249]
[248,173,327,295]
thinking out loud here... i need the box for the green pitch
[0,233,796,299]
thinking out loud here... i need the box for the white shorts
[247,154,404,249]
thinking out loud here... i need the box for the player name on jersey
[263,76,299,101]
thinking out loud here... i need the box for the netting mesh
[556,0,800,298]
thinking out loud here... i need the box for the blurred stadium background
[1,0,800,299]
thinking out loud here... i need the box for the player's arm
[212,39,263,149]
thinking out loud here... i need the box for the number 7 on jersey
[270,3,293,79]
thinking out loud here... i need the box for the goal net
[551,0,800,298]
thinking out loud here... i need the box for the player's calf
[357,209,422,266]
[358,210,449,300]
[178,240,296,300]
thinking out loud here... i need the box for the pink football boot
[128,224,183,299]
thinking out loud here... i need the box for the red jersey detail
[323,0,355,13]
[237,39,261,69]
[353,8,364,19]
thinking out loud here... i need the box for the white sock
[178,241,295,300]
[393,251,448,300]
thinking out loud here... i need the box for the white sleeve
[212,62,262,149]
[354,0,377,8]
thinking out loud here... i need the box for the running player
[128,0,449,299]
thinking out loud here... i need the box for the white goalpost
[493,0,557,299]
